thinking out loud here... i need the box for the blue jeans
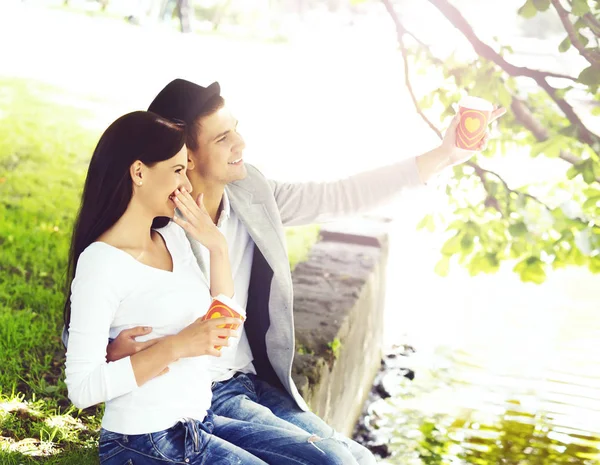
[99,409,358,464]
[211,373,377,465]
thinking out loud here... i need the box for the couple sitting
[63,78,500,464]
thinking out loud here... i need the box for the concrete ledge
[291,217,389,436]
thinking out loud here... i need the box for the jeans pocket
[98,438,126,464]
[149,422,187,462]
[235,373,256,394]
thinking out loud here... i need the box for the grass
[0,77,319,462]
[0,77,103,463]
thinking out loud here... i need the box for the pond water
[355,228,600,465]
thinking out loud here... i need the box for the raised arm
[268,156,424,227]
[171,187,233,298]
[267,109,504,227]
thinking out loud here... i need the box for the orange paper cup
[456,96,493,151]
[202,298,245,351]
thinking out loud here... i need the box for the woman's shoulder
[75,242,133,282]
[155,220,190,251]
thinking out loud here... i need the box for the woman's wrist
[161,335,182,361]
[208,241,229,257]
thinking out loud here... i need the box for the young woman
[64,111,358,465]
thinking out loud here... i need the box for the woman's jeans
[99,409,360,464]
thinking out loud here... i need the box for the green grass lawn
[0,77,318,463]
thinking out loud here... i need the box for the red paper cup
[456,96,493,151]
[202,298,245,351]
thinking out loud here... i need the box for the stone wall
[291,218,390,437]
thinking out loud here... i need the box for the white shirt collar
[217,190,231,226]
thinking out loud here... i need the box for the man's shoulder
[242,162,268,182]
[229,163,271,191]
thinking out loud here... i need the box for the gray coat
[218,158,423,411]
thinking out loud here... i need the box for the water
[359,225,600,465]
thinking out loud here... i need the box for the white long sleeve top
[64,222,245,434]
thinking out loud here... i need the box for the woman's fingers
[172,214,193,233]
[173,191,198,222]
[195,193,210,215]
[208,347,223,357]
[207,317,244,328]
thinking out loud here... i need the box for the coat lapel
[225,182,288,294]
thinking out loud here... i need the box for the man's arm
[269,156,425,227]
[268,109,504,227]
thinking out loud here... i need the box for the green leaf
[434,256,451,277]
[578,65,600,86]
[583,164,597,183]
[567,165,580,179]
[583,196,600,209]
[514,257,547,283]
[518,0,538,18]
[589,256,600,273]
[482,253,500,273]
[460,233,475,253]
[592,106,600,116]
[530,137,563,158]
[532,0,551,10]
[509,222,528,237]
[446,220,466,231]
[558,36,571,53]
[441,233,463,255]
[416,214,436,232]
[497,85,513,108]
[572,0,591,15]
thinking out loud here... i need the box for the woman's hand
[171,187,226,253]
[171,317,243,358]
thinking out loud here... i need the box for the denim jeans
[211,373,377,465]
[99,409,360,464]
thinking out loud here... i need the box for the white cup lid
[458,96,493,112]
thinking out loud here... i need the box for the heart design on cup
[465,117,481,133]
[202,300,245,349]
[457,109,489,149]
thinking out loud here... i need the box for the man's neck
[190,180,226,225]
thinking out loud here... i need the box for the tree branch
[552,0,600,66]
[511,97,600,182]
[380,0,589,211]
[427,0,600,147]
[390,0,600,183]
[583,12,600,38]
[381,0,443,139]
[420,0,579,81]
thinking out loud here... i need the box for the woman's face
[135,146,192,218]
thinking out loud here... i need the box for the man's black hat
[148,79,221,125]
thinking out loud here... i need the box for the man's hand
[441,106,507,167]
[106,326,162,362]
[416,106,507,184]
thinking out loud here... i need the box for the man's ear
[187,154,196,171]
[130,160,144,186]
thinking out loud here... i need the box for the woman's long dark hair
[63,111,186,328]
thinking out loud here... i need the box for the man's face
[190,106,247,186]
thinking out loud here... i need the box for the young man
[101,78,504,463]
